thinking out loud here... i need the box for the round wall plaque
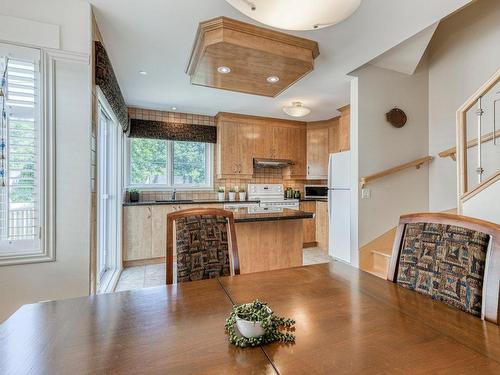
[386,108,407,128]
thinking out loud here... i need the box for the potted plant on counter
[228,187,237,201]
[217,187,225,201]
[128,188,139,203]
[239,187,246,201]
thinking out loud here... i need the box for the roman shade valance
[128,119,217,143]
[94,41,130,132]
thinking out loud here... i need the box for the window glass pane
[172,141,208,187]
[129,138,167,185]
[0,49,39,245]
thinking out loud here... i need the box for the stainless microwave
[304,185,328,198]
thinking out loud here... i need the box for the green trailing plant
[225,300,295,348]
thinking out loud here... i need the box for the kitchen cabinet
[253,122,275,159]
[217,121,254,178]
[217,113,308,180]
[123,206,152,261]
[315,201,328,251]
[306,126,329,179]
[288,127,307,178]
[125,203,224,264]
[338,105,350,152]
[300,201,317,245]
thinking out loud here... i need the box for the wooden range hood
[186,17,319,97]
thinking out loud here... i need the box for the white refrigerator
[328,151,351,263]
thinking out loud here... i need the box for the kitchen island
[228,207,314,274]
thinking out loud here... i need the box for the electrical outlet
[361,188,371,199]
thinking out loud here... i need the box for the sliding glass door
[97,102,122,292]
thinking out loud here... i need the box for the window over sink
[126,138,213,190]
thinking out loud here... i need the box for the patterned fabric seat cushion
[397,222,490,316]
[175,215,231,283]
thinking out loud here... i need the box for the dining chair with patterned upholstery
[387,213,500,324]
[166,207,240,285]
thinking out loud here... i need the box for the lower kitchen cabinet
[315,201,328,251]
[300,201,317,245]
[123,204,224,264]
[300,200,328,251]
[122,206,152,261]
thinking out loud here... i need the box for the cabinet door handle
[307,166,310,175]
[232,163,237,173]
[238,163,242,173]
[147,207,152,219]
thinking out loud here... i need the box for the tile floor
[114,247,331,292]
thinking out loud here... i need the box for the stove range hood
[253,158,294,169]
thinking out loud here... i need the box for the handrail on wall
[360,156,434,188]
[439,131,500,160]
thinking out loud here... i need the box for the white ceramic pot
[218,192,225,201]
[228,192,236,201]
[239,192,246,201]
[235,305,272,338]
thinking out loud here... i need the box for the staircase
[359,227,396,279]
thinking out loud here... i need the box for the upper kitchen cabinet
[306,123,330,179]
[216,115,255,179]
[216,112,307,179]
[337,105,350,152]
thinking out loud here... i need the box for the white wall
[462,178,500,224]
[428,0,500,211]
[0,0,92,322]
[352,64,430,247]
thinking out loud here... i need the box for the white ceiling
[90,0,472,121]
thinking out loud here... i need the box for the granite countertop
[229,208,314,223]
[123,199,260,207]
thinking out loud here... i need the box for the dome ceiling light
[225,0,362,31]
[283,102,311,117]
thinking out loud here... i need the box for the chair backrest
[166,207,239,285]
[387,213,500,324]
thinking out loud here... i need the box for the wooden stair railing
[439,131,500,160]
[360,156,434,188]
[460,170,500,203]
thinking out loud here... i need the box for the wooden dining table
[1,261,499,374]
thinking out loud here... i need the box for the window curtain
[94,41,130,133]
[128,119,217,144]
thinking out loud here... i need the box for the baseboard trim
[123,257,166,268]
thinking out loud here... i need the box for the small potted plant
[228,187,237,201]
[225,300,295,348]
[128,188,139,203]
[239,187,246,201]
[217,187,225,201]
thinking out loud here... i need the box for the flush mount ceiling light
[171,107,177,111]
[283,102,311,117]
[225,0,362,31]
[139,70,148,75]
[217,66,231,74]
[266,75,280,83]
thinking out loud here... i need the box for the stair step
[364,267,387,279]
[371,248,392,257]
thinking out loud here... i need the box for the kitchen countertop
[229,207,314,223]
[123,199,260,207]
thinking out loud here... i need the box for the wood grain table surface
[1,262,499,375]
